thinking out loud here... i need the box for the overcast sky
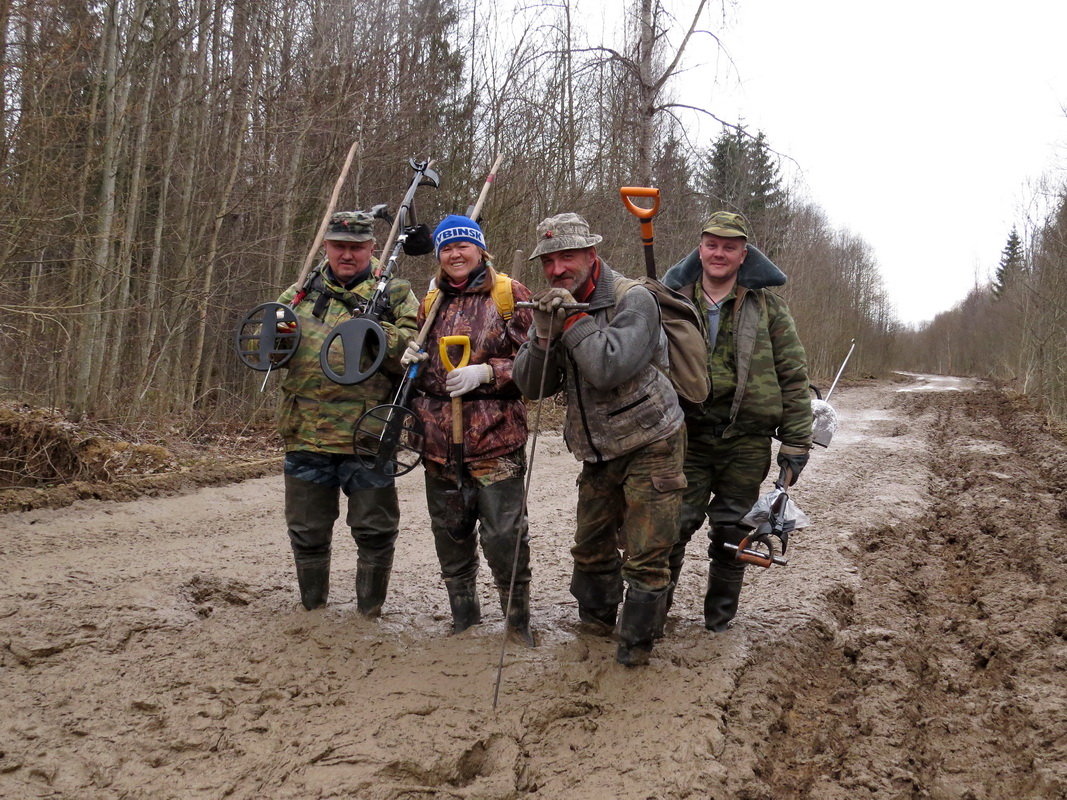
[634,0,1067,325]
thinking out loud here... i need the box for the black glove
[401,223,434,256]
[776,444,809,486]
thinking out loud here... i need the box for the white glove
[400,339,429,368]
[531,287,577,339]
[445,364,494,397]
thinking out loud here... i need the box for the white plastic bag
[741,487,811,536]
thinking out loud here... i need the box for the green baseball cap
[701,211,749,239]
[324,211,375,242]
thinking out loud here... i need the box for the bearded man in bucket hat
[274,211,418,615]
[660,210,812,633]
[513,212,687,667]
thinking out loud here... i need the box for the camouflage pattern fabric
[571,428,686,593]
[412,265,533,465]
[424,450,531,588]
[275,261,418,453]
[670,429,772,573]
[690,284,812,447]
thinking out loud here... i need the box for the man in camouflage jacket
[662,211,812,632]
[514,213,687,667]
[275,211,418,614]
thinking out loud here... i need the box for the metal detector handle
[620,186,661,279]
[724,539,788,568]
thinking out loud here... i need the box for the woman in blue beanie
[401,215,538,645]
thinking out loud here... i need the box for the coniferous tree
[992,226,1025,298]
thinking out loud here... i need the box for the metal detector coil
[353,402,425,477]
[320,316,387,385]
[234,302,301,371]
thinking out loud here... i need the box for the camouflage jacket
[513,261,684,463]
[679,280,812,447]
[412,265,533,465]
[275,260,418,453]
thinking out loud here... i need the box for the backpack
[611,276,711,409]
[421,271,515,320]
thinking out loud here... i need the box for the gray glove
[400,339,429,368]
[445,364,493,397]
[531,287,577,340]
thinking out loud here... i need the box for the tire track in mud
[727,389,1067,799]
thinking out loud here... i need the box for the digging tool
[726,467,793,568]
[465,152,504,220]
[320,158,441,385]
[619,186,662,278]
[234,141,359,381]
[435,335,480,543]
[439,334,472,484]
[811,338,855,447]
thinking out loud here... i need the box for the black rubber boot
[704,562,745,632]
[445,577,482,634]
[355,562,391,618]
[498,584,536,647]
[295,562,330,610]
[616,587,669,666]
[570,568,623,635]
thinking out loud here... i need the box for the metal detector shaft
[514,301,590,311]
[826,338,856,401]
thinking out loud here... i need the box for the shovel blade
[439,484,479,541]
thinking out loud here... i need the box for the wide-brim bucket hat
[528,212,603,259]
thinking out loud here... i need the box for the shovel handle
[619,186,661,220]
[439,335,471,373]
[620,186,660,279]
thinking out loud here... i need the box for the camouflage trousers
[424,449,531,589]
[572,428,686,593]
[284,450,399,568]
[670,423,772,574]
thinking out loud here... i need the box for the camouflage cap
[528,212,604,260]
[324,211,375,242]
[701,211,749,239]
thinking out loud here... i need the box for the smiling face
[698,233,747,286]
[438,241,483,284]
[539,246,597,294]
[325,239,375,283]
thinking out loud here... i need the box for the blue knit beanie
[433,215,486,257]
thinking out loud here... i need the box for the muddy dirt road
[2,375,1065,799]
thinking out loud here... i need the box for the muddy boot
[616,587,668,667]
[295,560,330,610]
[704,562,744,632]
[445,577,481,634]
[570,568,623,635]
[498,584,536,647]
[355,562,391,618]
[655,564,683,640]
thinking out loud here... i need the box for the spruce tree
[993,227,1026,298]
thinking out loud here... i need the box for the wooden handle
[294,141,359,287]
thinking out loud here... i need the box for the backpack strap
[423,271,515,320]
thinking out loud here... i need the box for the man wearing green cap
[514,212,687,667]
[274,211,418,614]
[662,211,812,632]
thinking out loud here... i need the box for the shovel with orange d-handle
[619,186,662,279]
[439,334,472,488]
